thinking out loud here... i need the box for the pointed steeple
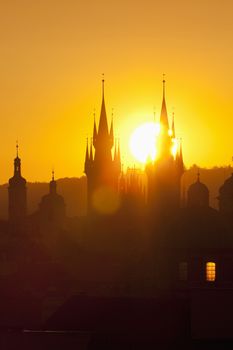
[109,109,114,146]
[98,76,109,136]
[172,111,175,138]
[16,140,19,158]
[179,138,184,171]
[114,138,117,161]
[160,76,169,130]
[117,138,121,163]
[93,110,97,147]
[84,138,89,170]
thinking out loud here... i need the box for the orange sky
[0,0,233,182]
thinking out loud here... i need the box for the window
[179,262,188,281]
[206,262,216,282]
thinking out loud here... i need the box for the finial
[102,73,105,97]
[162,74,166,98]
[16,140,19,157]
[52,169,55,181]
[93,108,96,119]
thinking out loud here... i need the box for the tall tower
[146,79,184,218]
[39,171,66,228]
[8,143,27,225]
[84,79,121,215]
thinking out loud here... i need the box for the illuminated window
[179,262,188,281]
[206,262,216,282]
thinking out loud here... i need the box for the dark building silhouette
[218,173,233,215]
[187,172,209,208]
[146,80,184,218]
[2,79,233,347]
[118,167,146,216]
[84,79,121,215]
[39,171,66,229]
[8,143,27,227]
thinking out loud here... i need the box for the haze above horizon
[0,0,233,182]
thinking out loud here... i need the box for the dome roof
[40,192,65,206]
[219,173,233,196]
[188,179,209,195]
[9,174,26,186]
[187,175,209,208]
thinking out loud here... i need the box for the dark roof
[44,295,189,339]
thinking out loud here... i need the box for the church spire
[172,111,175,138]
[179,138,184,171]
[93,109,97,147]
[98,75,109,136]
[16,140,19,158]
[50,169,57,194]
[109,109,114,147]
[117,138,121,163]
[160,76,169,130]
[114,138,117,161]
[14,141,21,176]
[84,138,89,172]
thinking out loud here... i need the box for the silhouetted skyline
[0,1,233,182]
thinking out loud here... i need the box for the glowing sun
[129,122,160,163]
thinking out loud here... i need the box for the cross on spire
[16,140,19,158]
[162,74,166,98]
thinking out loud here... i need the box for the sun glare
[129,122,160,163]
[172,138,178,157]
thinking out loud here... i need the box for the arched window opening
[206,262,216,282]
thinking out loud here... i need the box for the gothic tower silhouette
[8,143,27,225]
[84,79,121,215]
[146,80,184,218]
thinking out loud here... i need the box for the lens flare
[92,186,121,215]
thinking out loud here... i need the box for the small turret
[8,142,27,227]
[39,170,66,229]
